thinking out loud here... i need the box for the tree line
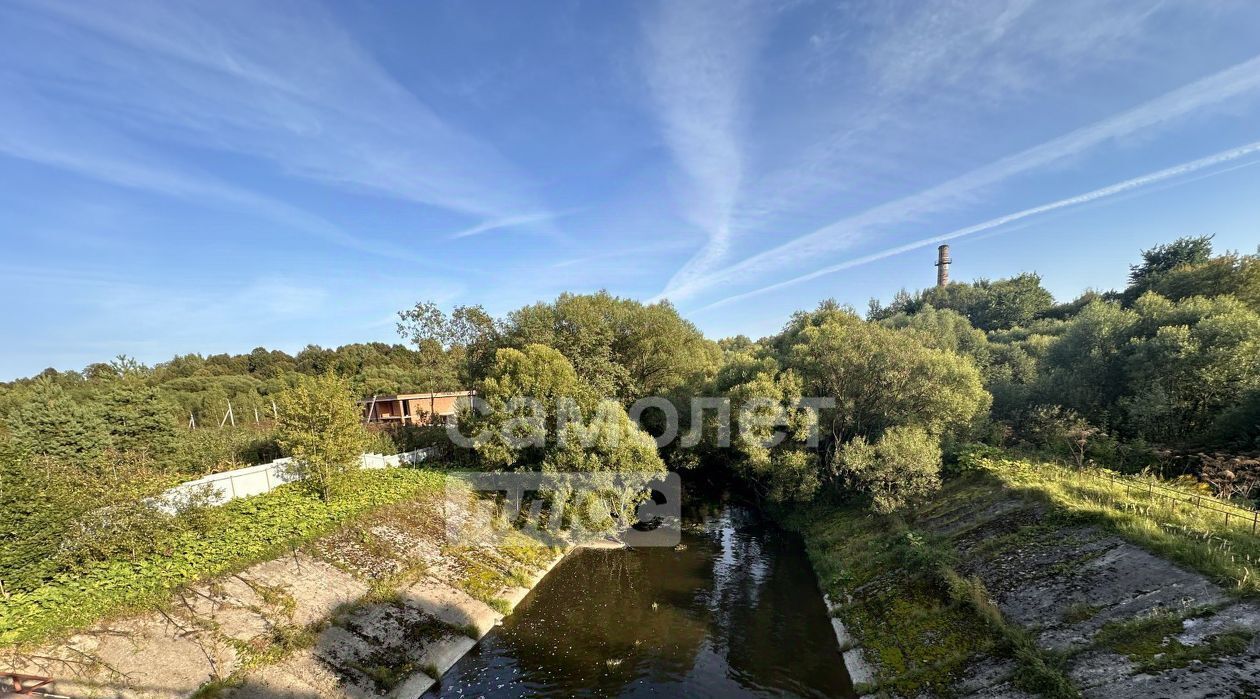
[2,236,1258,595]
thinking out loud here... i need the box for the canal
[427,500,856,698]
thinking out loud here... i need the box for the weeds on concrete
[940,569,1077,698]
[1062,603,1100,624]
[1092,608,1255,673]
[787,506,1006,696]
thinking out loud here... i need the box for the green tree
[1140,253,1260,308]
[969,273,1055,331]
[99,379,178,456]
[1128,235,1214,288]
[396,301,498,382]
[781,307,990,443]
[719,305,989,504]
[464,344,592,467]
[0,444,173,591]
[459,344,665,529]
[880,306,1038,421]
[501,292,719,402]
[1209,389,1260,450]
[1036,300,1137,422]
[275,373,370,501]
[724,365,822,503]
[1120,294,1260,443]
[870,274,1054,331]
[8,379,105,461]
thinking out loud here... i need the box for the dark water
[427,501,855,698]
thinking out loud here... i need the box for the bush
[1209,389,1260,450]
[360,425,450,456]
[834,425,943,514]
[1,448,176,592]
[1019,405,1100,468]
[945,443,1005,478]
[168,425,282,476]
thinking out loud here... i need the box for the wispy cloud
[448,211,571,240]
[643,0,772,293]
[858,0,1159,99]
[547,240,695,269]
[692,139,1260,312]
[663,52,1260,303]
[648,0,1175,298]
[1,0,548,225]
[0,84,434,263]
[0,265,467,378]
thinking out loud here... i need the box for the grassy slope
[789,488,1072,697]
[1,468,446,646]
[985,455,1260,595]
[790,452,1260,697]
[792,505,995,695]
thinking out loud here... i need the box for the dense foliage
[397,291,721,402]
[455,343,667,528]
[710,303,990,506]
[872,237,1260,461]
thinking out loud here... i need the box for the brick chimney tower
[935,244,951,287]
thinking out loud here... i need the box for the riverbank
[1,472,580,698]
[790,453,1260,698]
[0,468,447,648]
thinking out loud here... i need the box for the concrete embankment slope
[796,465,1260,698]
[229,545,574,698]
[4,484,599,699]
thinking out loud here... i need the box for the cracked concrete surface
[921,495,1260,698]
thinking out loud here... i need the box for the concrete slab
[176,577,273,643]
[239,554,369,628]
[417,635,477,678]
[842,647,876,688]
[830,618,853,651]
[387,671,435,699]
[500,586,531,611]
[234,648,367,699]
[49,614,236,699]
[400,579,501,638]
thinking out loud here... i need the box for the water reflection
[429,500,855,698]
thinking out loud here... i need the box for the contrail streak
[691,140,1260,313]
[661,53,1260,303]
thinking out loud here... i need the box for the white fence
[155,447,438,512]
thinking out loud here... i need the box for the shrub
[945,443,1005,478]
[168,425,282,476]
[1,448,176,591]
[1020,405,1101,468]
[834,425,943,514]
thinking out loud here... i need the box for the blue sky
[2,0,1260,380]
